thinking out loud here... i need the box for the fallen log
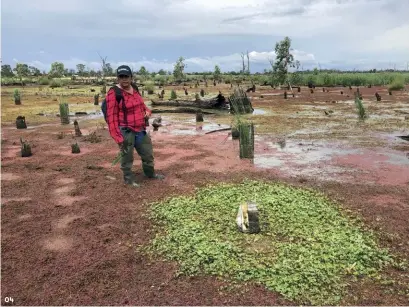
[396,135,409,141]
[205,127,231,134]
[151,108,216,115]
[151,97,229,110]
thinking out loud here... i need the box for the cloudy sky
[2,0,409,73]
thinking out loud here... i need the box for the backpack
[101,83,140,122]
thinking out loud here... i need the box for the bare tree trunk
[246,51,250,74]
[241,53,246,73]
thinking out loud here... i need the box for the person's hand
[118,140,127,152]
[145,109,152,118]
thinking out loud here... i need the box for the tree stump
[284,91,287,99]
[74,120,82,136]
[59,103,70,125]
[14,89,21,105]
[310,89,314,94]
[322,88,325,92]
[16,116,27,129]
[375,92,381,101]
[152,116,162,131]
[389,91,392,95]
[238,123,254,159]
[20,138,32,157]
[71,143,81,154]
[200,89,205,97]
[196,111,204,122]
[297,87,301,92]
[236,201,260,234]
[341,91,343,95]
[231,127,239,139]
[94,94,99,105]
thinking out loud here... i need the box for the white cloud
[2,0,409,68]
[3,0,408,45]
[25,49,317,73]
[363,24,409,53]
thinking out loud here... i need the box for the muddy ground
[1,84,409,305]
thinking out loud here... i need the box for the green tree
[213,65,221,81]
[49,62,65,78]
[76,64,86,76]
[173,56,186,81]
[158,69,166,75]
[13,63,30,82]
[1,64,14,77]
[29,66,41,76]
[269,36,297,86]
[138,66,148,76]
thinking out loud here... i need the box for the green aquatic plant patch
[143,180,393,305]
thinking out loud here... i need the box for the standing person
[106,65,165,187]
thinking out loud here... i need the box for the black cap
[116,65,132,77]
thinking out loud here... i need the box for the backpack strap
[111,85,123,104]
[131,82,140,95]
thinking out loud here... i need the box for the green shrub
[388,76,405,91]
[50,79,63,88]
[144,83,155,95]
[38,78,49,85]
[170,89,177,99]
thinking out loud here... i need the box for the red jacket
[105,86,151,144]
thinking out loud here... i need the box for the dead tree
[246,50,250,74]
[240,53,246,73]
[97,52,108,86]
